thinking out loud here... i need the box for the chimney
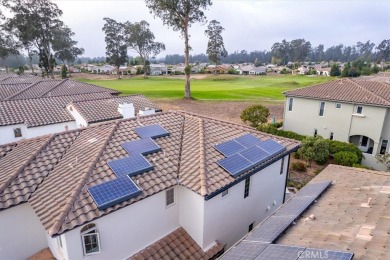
[118,103,135,119]
[139,107,156,116]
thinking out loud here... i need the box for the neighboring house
[0,94,160,145]
[222,164,389,259]
[191,63,207,73]
[239,64,255,75]
[92,64,116,74]
[316,67,330,76]
[206,64,232,74]
[0,111,299,259]
[297,66,309,75]
[149,63,168,75]
[249,66,266,75]
[283,79,390,170]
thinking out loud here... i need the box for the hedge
[334,151,359,166]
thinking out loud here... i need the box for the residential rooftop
[0,76,119,100]
[0,111,300,237]
[278,164,390,259]
[284,79,390,107]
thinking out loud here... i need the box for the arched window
[81,223,101,255]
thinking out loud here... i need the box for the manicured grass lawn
[77,75,335,101]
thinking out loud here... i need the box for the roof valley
[49,122,120,236]
[5,80,42,100]
[39,79,67,97]
[347,78,390,105]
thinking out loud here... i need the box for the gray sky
[54,0,390,58]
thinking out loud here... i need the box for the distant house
[191,63,207,73]
[249,66,266,75]
[316,67,330,76]
[149,63,168,75]
[0,111,299,259]
[206,64,232,74]
[91,64,115,74]
[297,66,309,75]
[283,78,390,170]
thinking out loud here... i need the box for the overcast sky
[54,0,390,58]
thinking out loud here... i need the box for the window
[361,136,368,147]
[335,103,342,109]
[319,101,325,116]
[356,106,363,114]
[280,157,285,175]
[81,224,100,255]
[380,140,388,155]
[244,177,250,198]
[221,189,229,197]
[330,132,334,140]
[166,188,174,206]
[248,222,254,232]
[14,128,22,138]
[288,98,293,111]
[314,129,318,137]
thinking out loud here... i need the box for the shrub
[291,162,307,172]
[241,105,270,127]
[313,168,323,175]
[334,151,359,166]
[326,140,363,162]
[292,151,301,159]
[352,164,371,169]
[257,124,306,141]
[299,136,329,166]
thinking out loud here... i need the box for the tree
[205,20,227,66]
[330,64,341,76]
[271,39,290,65]
[60,64,67,79]
[356,40,375,61]
[376,39,390,63]
[102,17,128,79]
[0,1,19,73]
[145,0,212,98]
[240,105,270,128]
[124,20,165,79]
[52,26,84,77]
[290,39,311,64]
[7,0,65,78]
[298,136,329,166]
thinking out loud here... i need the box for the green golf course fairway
[77,75,335,101]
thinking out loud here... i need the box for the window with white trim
[14,128,22,138]
[280,157,285,175]
[380,140,388,155]
[288,98,294,111]
[166,188,175,206]
[314,129,318,137]
[244,177,250,198]
[356,106,363,114]
[335,103,342,109]
[319,101,325,116]
[81,223,101,255]
[330,132,334,140]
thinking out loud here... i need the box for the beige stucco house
[283,78,390,170]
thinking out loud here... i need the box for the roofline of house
[282,94,390,108]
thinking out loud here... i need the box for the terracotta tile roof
[278,164,390,259]
[0,92,113,127]
[0,111,300,236]
[130,227,224,260]
[0,78,119,101]
[69,95,161,124]
[284,79,390,106]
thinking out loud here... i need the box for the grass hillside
[76,74,335,101]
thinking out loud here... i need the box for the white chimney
[139,107,156,116]
[118,103,135,119]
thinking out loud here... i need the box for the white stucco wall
[0,203,47,260]
[178,186,205,247]
[0,121,77,145]
[67,105,88,127]
[202,156,288,250]
[62,187,180,260]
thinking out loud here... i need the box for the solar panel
[235,134,263,148]
[217,154,253,177]
[255,244,305,260]
[122,138,161,155]
[245,216,296,243]
[108,155,153,177]
[215,140,246,157]
[257,139,285,155]
[274,196,315,217]
[295,181,332,198]
[300,248,354,260]
[239,145,271,164]
[222,241,269,260]
[134,124,170,139]
[88,176,142,210]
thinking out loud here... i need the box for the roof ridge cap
[4,80,42,100]
[347,78,390,105]
[198,118,208,196]
[0,134,56,193]
[49,122,120,236]
[0,75,13,83]
[39,79,67,98]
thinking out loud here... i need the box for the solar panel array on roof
[220,181,349,260]
[108,155,153,177]
[88,124,170,210]
[134,124,170,139]
[215,134,286,177]
[88,176,142,210]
